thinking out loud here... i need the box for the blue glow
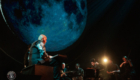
[2,0,87,52]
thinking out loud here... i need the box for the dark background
[0,0,140,79]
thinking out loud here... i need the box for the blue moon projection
[1,0,87,52]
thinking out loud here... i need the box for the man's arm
[60,70,67,77]
[36,42,49,59]
[95,62,100,69]
[36,42,48,56]
[106,64,120,74]
[60,73,66,77]
[106,65,112,74]
[120,62,126,67]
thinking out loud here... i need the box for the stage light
[103,58,108,63]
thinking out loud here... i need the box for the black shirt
[91,62,100,70]
[120,62,133,74]
[107,63,119,72]
[74,68,84,76]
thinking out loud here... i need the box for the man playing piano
[28,34,62,80]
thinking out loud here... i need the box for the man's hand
[64,73,67,76]
[107,71,113,74]
[48,55,53,58]
[107,71,110,74]
[120,62,126,67]
[60,72,67,77]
